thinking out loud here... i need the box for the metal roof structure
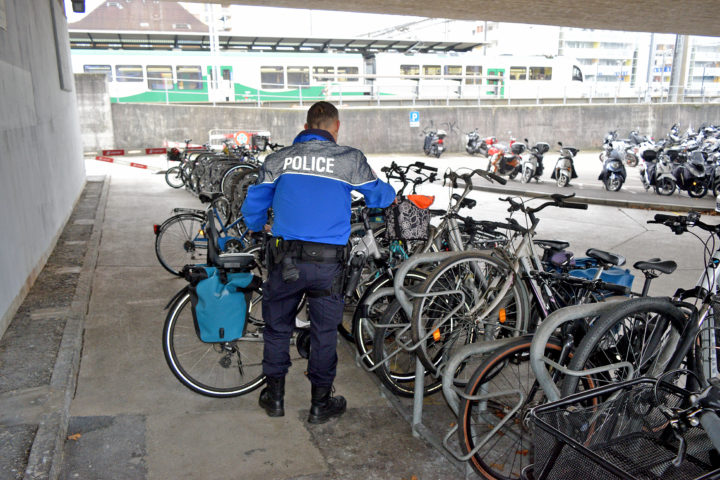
[68,31,483,53]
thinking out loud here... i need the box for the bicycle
[154,192,254,276]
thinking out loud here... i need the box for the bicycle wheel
[560,297,686,398]
[411,251,530,375]
[352,269,428,369]
[165,166,185,188]
[163,292,265,397]
[372,299,442,397]
[155,213,207,276]
[458,336,562,479]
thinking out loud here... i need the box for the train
[70,49,586,104]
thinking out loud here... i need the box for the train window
[261,66,284,89]
[572,66,584,82]
[287,66,310,87]
[115,65,143,82]
[530,67,552,80]
[400,65,420,78]
[423,65,441,77]
[444,65,462,78]
[313,66,335,82]
[465,66,482,85]
[510,67,527,80]
[222,68,232,81]
[177,66,202,90]
[147,65,173,90]
[83,65,112,81]
[337,66,358,82]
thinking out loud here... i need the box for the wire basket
[527,378,720,480]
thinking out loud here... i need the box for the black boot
[308,385,346,424]
[259,376,285,417]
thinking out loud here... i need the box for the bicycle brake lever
[672,429,687,467]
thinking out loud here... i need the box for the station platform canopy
[68,31,483,54]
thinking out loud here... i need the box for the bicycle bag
[384,196,431,241]
[186,266,261,343]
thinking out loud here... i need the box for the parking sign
[409,111,420,128]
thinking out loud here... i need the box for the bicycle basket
[528,378,720,480]
[185,265,261,343]
[384,196,430,241]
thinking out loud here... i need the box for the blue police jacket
[241,129,396,245]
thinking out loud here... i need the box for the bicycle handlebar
[649,211,720,235]
[443,168,507,189]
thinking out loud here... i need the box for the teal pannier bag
[187,266,261,343]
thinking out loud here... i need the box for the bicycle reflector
[432,328,441,342]
[153,224,160,235]
[498,308,507,324]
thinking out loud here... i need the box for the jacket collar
[292,128,336,144]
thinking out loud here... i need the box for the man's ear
[304,123,309,130]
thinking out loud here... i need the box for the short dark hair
[306,101,338,129]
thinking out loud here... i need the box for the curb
[23,176,110,480]
[472,184,717,214]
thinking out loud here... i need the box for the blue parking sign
[409,111,420,128]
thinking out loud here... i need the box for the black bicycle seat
[586,248,626,266]
[534,239,570,251]
[199,192,225,204]
[633,259,677,274]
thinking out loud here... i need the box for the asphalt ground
[0,151,716,480]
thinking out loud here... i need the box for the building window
[313,66,335,82]
[510,66,527,80]
[83,65,112,81]
[444,65,462,78]
[337,66,358,82]
[116,65,143,82]
[261,66,284,89]
[465,65,482,85]
[147,65,173,90]
[423,65,441,76]
[530,66,552,80]
[177,65,202,90]
[287,66,310,87]
[400,64,420,78]
[572,66,583,82]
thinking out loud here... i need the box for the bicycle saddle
[633,259,677,275]
[534,239,570,251]
[452,194,477,210]
[586,248,626,266]
[199,192,224,204]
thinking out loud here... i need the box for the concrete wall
[74,73,114,151]
[108,102,720,153]
[0,0,85,333]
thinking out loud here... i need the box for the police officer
[241,101,396,424]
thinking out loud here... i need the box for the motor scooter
[465,129,494,157]
[550,142,579,187]
[423,129,447,158]
[639,147,676,196]
[598,149,626,191]
[519,139,549,183]
[489,139,526,178]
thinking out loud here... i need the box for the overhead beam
[176,0,720,37]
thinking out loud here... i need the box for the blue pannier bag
[186,266,260,343]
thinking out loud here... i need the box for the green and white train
[71,49,586,104]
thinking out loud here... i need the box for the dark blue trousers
[261,261,344,387]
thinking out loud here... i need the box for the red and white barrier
[93,155,161,172]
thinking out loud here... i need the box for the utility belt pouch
[299,242,346,263]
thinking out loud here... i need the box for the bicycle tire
[352,269,428,368]
[155,213,207,276]
[458,336,562,480]
[371,299,443,397]
[165,166,185,188]
[410,251,531,375]
[163,292,266,397]
[560,296,687,398]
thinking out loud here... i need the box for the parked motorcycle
[489,139,526,178]
[520,139,549,183]
[550,142,579,187]
[672,150,709,198]
[423,129,447,158]
[598,149,626,191]
[639,147,676,196]
[465,129,494,157]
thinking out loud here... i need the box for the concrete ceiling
[176,0,720,37]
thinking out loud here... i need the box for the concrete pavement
[0,154,714,479]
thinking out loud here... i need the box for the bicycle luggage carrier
[527,378,720,480]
